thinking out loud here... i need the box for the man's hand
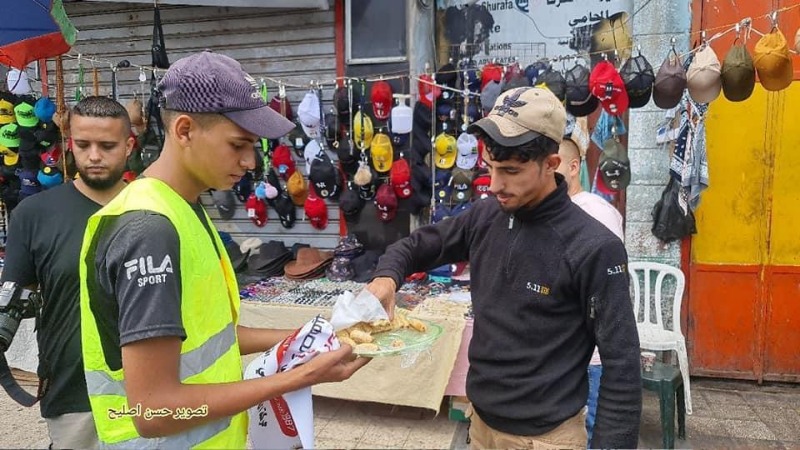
[366,277,397,319]
[295,345,370,385]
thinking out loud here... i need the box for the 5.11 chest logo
[124,255,174,287]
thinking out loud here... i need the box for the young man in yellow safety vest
[79,51,369,448]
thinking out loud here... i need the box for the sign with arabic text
[436,0,633,66]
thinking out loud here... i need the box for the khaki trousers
[466,404,587,450]
[45,412,99,450]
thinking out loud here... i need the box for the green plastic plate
[353,320,443,357]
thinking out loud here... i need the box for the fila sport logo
[124,255,174,287]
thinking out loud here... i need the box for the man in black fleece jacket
[366,87,641,449]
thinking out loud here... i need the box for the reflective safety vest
[79,178,247,449]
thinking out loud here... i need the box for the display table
[239,294,470,414]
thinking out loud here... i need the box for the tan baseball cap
[754,29,793,92]
[467,87,566,146]
[687,46,722,104]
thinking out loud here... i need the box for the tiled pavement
[314,378,800,449]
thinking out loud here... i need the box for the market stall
[238,276,472,414]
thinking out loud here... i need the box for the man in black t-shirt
[2,96,134,449]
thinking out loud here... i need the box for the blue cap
[34,97,56,122]
[37,166,63,189]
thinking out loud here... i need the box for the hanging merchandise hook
[637,44,642,56]
[770,11,778,30]
[75,54,85,102]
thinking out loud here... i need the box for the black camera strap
[0,353,46,407]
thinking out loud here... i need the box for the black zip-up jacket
[373,177,642,448]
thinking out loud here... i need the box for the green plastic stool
[641,361,687,449]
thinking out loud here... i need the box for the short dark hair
[479,133,559,163]
[72,96,131,131]
[160,109,225,134]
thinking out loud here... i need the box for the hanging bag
[151,3,170,69]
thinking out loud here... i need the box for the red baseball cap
[476,138,487,170]
[390,158,413,199]
[374,184,398,222]
[245,194,267,227]
[589,61,629,116]
[40,144,62,167]
[481,63,503,91]
[472,173,492,199]
[269,96,294,122]
[418,74,441,109]
[271,144,296,180]
[304,191,328,230]
[371,80,393,121]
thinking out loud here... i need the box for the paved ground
[2,371,799,449]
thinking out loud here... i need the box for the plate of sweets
[336,308,443,357]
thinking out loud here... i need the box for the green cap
[14,102,38,128]
[0,123,20,148]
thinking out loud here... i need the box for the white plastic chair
[628,261,692,414]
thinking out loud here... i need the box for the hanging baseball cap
[721,43,756,102]
[687,45,722,104]
[390,157,412,199]
[287,170,308,206]
[436,63,458,90]
[434,169,453,203]
[304,192,328,230]
[451,168,474,204]
[34,121,59,148]
[333,86,352,119]
[468,87,567,146]
[353,110,374,150]
[0,123,20,148]
[589,61,629,116]
[287,122,310,156]
[18,169,41,200]
[753,29,793,92]
[335,136,359,176]
[308,151,340,199]
[158,51,294,139]
[620,54,655,108]
[456,132,478,170]
[14,102,38,128]
[480,81,502,115]
[652,53,687,109]
[40,144,62,167]
[268,96,294,122]
[370,132,393,173]
[3,147,19,166]
[297,91,322,138]
[7,69,31,95]
[418,74,441,109]
[37,166,63,190]
[0,99,15,125]
[599,138,630,192]
[274,192,296,228]
[481,63,503,91]
[370,80,393,121]
[212,190,237,220]
[434,132,457,169]
[472,173,492,199]
[535,69,567,102]
[564,64,599,117]
[524,60,552,86]
[338,182,364,223]
[34,97,57,123]
[271,144,296,180]
[245,193,267,227]
[303,139,321,175]
[374,183,398,222]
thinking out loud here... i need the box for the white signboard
[437,0,634,66]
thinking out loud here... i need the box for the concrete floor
[2,372,800,449]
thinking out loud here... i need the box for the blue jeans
[586,364,603,448]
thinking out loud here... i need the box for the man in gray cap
[79,51,368,448]
[366,87,641,449]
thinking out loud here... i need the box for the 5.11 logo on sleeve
[607,264,627,276]
[124,255,174,287]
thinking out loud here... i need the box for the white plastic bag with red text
[244,315,338,449]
